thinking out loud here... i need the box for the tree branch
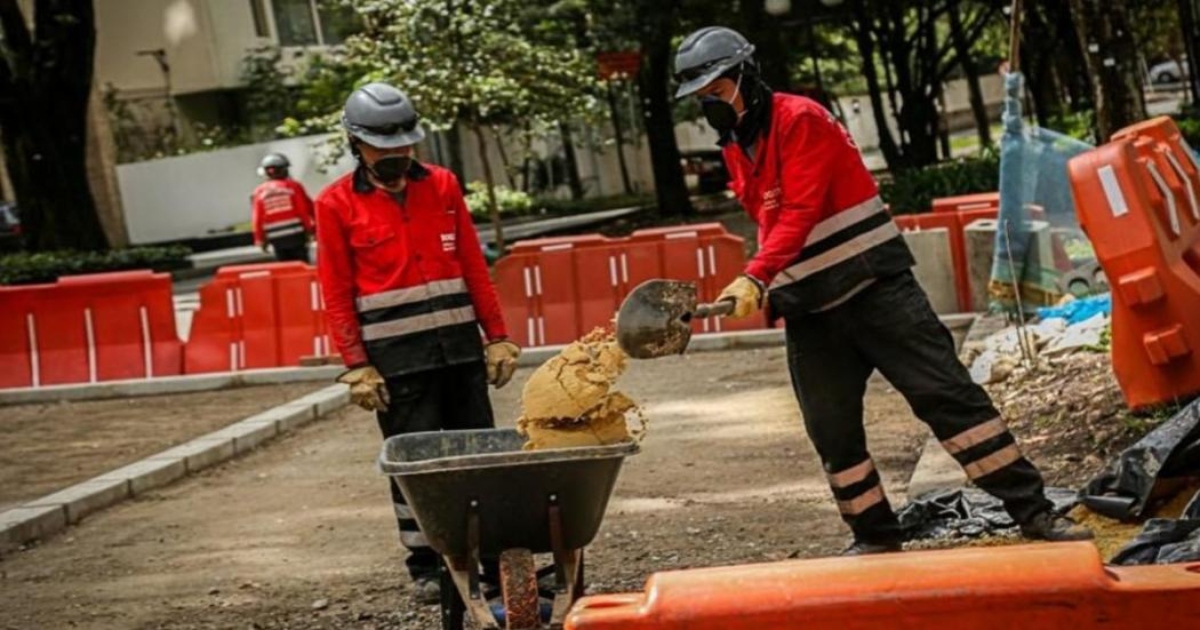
[0,0,33,73]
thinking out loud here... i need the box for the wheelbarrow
[379,428,639,629]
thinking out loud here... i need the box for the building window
[249,0,270,38]
[270,0,360,47]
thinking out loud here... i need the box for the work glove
[485,339,521,389]
[717,274,765,319]
[336,365,389,412]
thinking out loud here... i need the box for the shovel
[615,279,736,359]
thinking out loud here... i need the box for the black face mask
[368,155,411,185]
[701,97,741,134]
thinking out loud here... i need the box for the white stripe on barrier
[537,316,546,346]
[534,266,543,296]
[609,256,618,286]
[527,318,536,346]
[140,306,153,378]
[238,270,271,280]
[1164,150,1200,220]
[708,245,717,277]
[84,308,97,383]
[229,342,237,372]
[1145,161,1182,236]
[541,243,574,252]
[310,281,319,311]
[225,288,235,319]
[26,313,40,388]
[621,253,629,283]
[238,340,246,369]
[235,287,244,317]
[523,267,533,298]
[666,231,698,240]
[695,248,705,278]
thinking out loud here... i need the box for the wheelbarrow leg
[439,560,465,630]
[547,494,583,629]
[442,501,502,629]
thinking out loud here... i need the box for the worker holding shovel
[671,26,1092,555]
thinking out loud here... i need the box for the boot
[841,539,903,556]
[1020,511,1094,542]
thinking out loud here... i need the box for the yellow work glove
[336,365,389,412]
[717,275,765,319]
[485,339,521,389]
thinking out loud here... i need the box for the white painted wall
[117,134,354,244]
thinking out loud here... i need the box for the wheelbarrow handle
[693,300,737,319]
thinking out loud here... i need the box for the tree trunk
[737,0,791,90]
[607,81,634,195]
[852,2,902,170]
[472,124,504,252]
[949,4,992,149]
[635,0,693,216]
[0,0,107,251]
[1178,0,1200,106]
[1068,0,1147,140]
[558,121,584,200]
[446,124,468,192]
[490,126,517,189]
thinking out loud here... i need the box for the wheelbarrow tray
[379,428,637,558]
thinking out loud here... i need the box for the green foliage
[464,182,535,219]
[1047,110,1098,144]
[878,151,1001,214]
[0,246,193,285]
[535,192,654,215]
[1173,117,1200,149]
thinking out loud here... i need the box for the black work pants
[784,271,1052,543]
[376,361,495,579]
[272,242,310,264]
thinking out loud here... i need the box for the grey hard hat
[673,27,756,99]
[341,82,426,149]
[260,153,290,169]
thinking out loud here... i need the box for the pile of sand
[516,328,644,450]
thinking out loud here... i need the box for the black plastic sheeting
[1111,489,1200,565]
[1082,399,1200,520]
[898,487,1079,541]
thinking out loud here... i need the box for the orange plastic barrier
[566,543,1200,629]
[894,200,1001,313]
[184,263,330,373]
[1068,116,1200,409]
[932,191,1000,215]
[0,271,182,388]
[494,224,767,348]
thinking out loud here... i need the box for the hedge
[0,246,193,285]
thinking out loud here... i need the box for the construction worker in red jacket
[315,82,521,603]
[251,153,314,263]
[674,27,1092,555]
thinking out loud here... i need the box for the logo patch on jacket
[441,232,456,252]
[762,187,783,211]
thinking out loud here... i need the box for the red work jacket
[251,178,314,246]
[722,93,913,314]
[315,163,507,376]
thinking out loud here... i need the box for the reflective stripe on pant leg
[827,458,887,517]
[940,417,1052,523]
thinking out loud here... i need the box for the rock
[207,587,220,596]
[311,598,329,610]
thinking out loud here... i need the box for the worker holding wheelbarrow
[671,26,1092,555]
[315,82,521,603]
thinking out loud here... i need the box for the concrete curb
[905,313,996,498]
[0,366,344,406]
[0,384,348,555]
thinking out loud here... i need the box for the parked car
[1149,58,1189,85]
[0,202,21,252]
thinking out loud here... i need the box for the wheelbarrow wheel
[500,548,540,629]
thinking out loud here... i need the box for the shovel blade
[616,280,698,359]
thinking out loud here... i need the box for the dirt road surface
[0,348,928,629]
[0,383,328,511]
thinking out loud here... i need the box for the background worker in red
[315,82,521,602]
[674,27,1092,555]
[251,153,314,263]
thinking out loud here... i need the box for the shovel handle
[694,300,737,319]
